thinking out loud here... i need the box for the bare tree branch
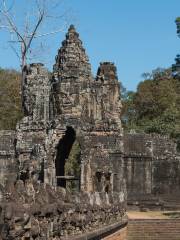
[1,5,26,46]
[26,10,44,53]
[32,26,66,38]
[0,0,69,69]
[2,0,14,12]
[9,43,20,60]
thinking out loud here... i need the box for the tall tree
[0,0,69,105]
[175,17,180,37]
[0,68,22,129]
[172,17,180,78]
[0,0,68,69]
[122,68,180,150]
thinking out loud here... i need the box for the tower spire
[53,25,92,80]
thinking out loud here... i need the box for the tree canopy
[121,68,180,150]
[0,66,179,151]
[0,68,23,130]
[176,17,180,37]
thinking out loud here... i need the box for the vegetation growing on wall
[65,140,81,192]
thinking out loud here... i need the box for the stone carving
[0,180,126,239]
[0,24,179,239]
[0,25,126,239]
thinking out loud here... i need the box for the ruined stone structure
[0,25,180,239]
[124,133,180,209]
[0,131,16,187]
[18,25,124,192]
[0,25,127,239]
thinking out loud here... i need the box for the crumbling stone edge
[61,219,128,240]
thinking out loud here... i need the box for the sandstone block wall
[0,179,127,239]
[124,133,180,205]
[0,130,16,186]
[0,25,127,240]
[128,219,180,240]
[14,25,125,193]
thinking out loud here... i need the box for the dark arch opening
[55,126,76,188]
[105,185,109,193]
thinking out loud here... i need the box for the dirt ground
[127,211,180,219]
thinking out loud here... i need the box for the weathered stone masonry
[16,25,124,192]
[0,24,180,239]
[124,133,180,209]
[0,131,16,187]
[0,25,127,239]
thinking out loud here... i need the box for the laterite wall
[128,219,180,240]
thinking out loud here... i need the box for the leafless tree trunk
[0,0,68,93]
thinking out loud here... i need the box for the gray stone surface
[124,133,180,209]
[0,131,16,186]
[0,25,179,239]
[0,180,126,239]
[0,25,126,239]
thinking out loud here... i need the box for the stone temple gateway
[0,25,180,239]
[18,25,124,192]
[0,25,127,239]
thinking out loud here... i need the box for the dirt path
[127,211,180,219]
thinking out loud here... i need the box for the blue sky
[0,0,180,90]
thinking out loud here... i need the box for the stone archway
[55,126,81,190]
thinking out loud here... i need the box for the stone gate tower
[14,25,125,195]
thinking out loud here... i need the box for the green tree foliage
[121,68,180,150]
[65,140,81,177]
[65,140,81,192]
[175,17,180,37]
[0,68,23,130]
[121,89,137,131]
